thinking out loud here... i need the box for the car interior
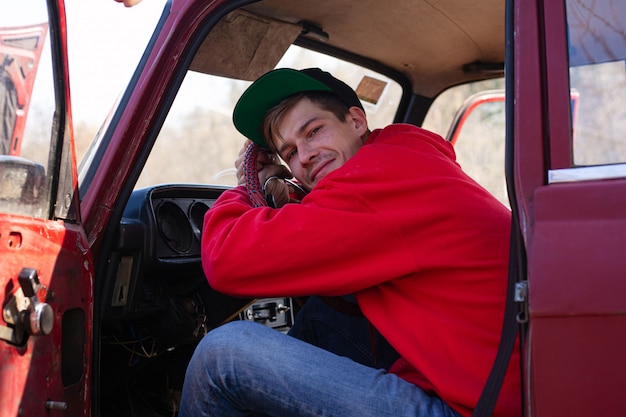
[91,0,506,415]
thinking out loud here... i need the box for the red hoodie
[202,124,521,417]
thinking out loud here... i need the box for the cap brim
[233,68,332,147]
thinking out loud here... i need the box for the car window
[425,0,626,199]
[567,0,626,167]
[0,1,55,218]
[423,78,508,207]
[136,45,403,189]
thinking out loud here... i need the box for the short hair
[261,91,351,153]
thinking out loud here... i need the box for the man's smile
[310,156,336,184]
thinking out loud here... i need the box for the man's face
[270,98,368,190]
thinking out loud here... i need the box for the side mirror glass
[0,155,46,216]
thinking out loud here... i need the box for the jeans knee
[190,321,271,371]
[186,320,286,400]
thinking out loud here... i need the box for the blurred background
[65,0,166,159]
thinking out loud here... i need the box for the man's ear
[348,106,369,136]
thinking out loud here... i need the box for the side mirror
[0,155,46,214]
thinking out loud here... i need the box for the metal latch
[1,268,54,345]
[245,301,290,322]
[240,298,293,331]
[514,281,529,324]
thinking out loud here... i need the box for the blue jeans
[179,296,461,417]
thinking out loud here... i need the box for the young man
[179,68,521,417]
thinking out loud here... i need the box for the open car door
[0,22,47,156]
[0,0,93,415]
[514,1,626,416]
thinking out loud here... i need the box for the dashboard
[100,184,292,349]
[97,184,295,414]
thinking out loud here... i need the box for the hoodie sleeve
[201,180,418,297]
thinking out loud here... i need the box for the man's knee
[184,320,285,399]
[195,320,263,356]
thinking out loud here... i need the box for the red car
[1,0,625,416]
[0,23,47,156]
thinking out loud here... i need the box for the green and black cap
[233,68,363,148]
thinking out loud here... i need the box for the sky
[34,0,390,131]
[61,1,335,128]
[64,0,167,125]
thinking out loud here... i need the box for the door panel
[0,0,93,416]
[529,316,626,416]
[0,218,93,415]
[519,1,626,416]
[528,179,626,416]
[531,181,626,316]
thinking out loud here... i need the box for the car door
[513,1,626,416]
[0,22,47,156]
[0,0,93,416]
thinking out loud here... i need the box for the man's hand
[235,141,292,207]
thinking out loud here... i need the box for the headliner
[243,0,505,97]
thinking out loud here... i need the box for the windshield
[134,45,403,189]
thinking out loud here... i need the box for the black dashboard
[101,185,250,344]
[98,184,295,414]
[100,184,292,347]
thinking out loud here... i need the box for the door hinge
[514,280,529,324]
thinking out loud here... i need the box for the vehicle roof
[191,0,506,98]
